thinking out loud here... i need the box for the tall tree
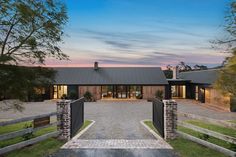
[0,0,68,108]
[215,1,236,96]
[177,61,192,72]
[0,0,68,64]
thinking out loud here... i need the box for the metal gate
[153,98,164,137]
[70,97,84,138]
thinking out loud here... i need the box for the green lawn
[168,137,227,157]
[228,120,236,124]
[6,138,64,157]
[143,120,228,157]
[178,126,236,151]
[0,125,57,148]
[0,120,93,157]
[0,121,32,135]
[185,120,236,138]
[78,120,93,132]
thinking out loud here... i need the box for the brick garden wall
[57,100,71,141]
[163,100,177,140]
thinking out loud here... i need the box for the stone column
[163,100,177,140]
[57,100,71,141]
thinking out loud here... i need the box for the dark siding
[186,83,195,99]
[68,85,78,99]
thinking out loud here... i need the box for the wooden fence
[178,112,236,129]
[178,121,236,157]
[0,112,60,155]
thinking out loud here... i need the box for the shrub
[155,90,163,100]
[84,91,93,102]
[22,124,34,140]
[230,143,236,151]
[61,94,67,99]
[198,133,210,141]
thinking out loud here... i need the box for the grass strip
[143,120,228,157]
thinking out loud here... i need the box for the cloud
[60,27,227,68]
[104,40,132,49]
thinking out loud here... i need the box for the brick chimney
[94,61,99,70]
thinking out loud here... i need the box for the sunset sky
[46,0,230,68]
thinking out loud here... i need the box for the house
[48,62,235,111]
[167,69,235,111]
[51,62,168,100]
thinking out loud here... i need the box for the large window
[129,86,142,98]
[101,85,142,99]
[101,86,113,98]
[171,85,186,98]
[53,85,67,99]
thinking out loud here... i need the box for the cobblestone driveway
[80,100,154,139]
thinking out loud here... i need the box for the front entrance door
[116,86,127,98]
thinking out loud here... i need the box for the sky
[46,0,231,68]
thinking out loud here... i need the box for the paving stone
[62,139,172,149]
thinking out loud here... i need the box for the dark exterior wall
[68,85,78,99]
[165,85,171,99]
[186,83,195,99]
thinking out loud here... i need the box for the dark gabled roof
[178,69,219,85]
[54,67,168,85]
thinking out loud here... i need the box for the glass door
[116,86,127,98]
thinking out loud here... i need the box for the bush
[61,94,67,99]
[84,91,93,102]
[22,124,34,140]
[230,143,236,151]
[155,90,163,100]
[198,133,210,141]
[29,93,43,102]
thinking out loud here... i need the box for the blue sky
[47,0,230,68]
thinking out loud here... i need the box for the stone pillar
[163,100,177,140]
[57,100,71,141]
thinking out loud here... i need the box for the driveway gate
[70,97,84,138]
[153,98,164,137]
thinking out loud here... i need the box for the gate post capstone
[163,100,177,140]
[57,100,71,141]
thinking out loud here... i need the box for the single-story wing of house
[167,69,235,111]
[51,62,168,100]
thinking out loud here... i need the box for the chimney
[94,61,99,70]
[172,66,179,79]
